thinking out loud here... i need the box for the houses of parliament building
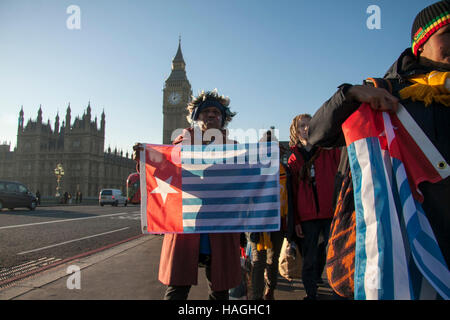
[0,103,135,198]
[0,41,190,198]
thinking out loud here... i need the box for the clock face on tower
[168,91,181,105]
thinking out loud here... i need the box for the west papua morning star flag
[139,142,280,234]
[342,103,450,300]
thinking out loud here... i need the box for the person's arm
[287,151,304,239]
[284,164,296,241]
[308,84,399,148]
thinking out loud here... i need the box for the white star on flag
[150,176,178,204]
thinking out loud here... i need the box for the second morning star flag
[342,103,450,300]
[139,142,280,234]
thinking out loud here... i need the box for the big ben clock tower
[162,39,192,144]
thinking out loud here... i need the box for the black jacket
[308,48,450,267]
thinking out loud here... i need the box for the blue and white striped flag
[343,103,450,300]
[139,142,280,234]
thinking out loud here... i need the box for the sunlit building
[0,103,135,197]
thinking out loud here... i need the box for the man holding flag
[308,1,450,299]
[134,89,280,300]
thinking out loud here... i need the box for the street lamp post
[54,163,65,198]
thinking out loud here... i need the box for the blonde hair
[289,114,312,147]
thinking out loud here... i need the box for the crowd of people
[134,1,449,300]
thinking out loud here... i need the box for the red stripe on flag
[342,103,384,146]
[388,114,442,202]
[343,103,443,203]
[144,145,183,233]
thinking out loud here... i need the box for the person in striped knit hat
[412,0,450,68]
[306,1,450,299]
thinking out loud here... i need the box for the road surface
[0,204,141,284]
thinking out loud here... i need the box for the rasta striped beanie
[412,1,450,56]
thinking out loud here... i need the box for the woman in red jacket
[288,114,340,300]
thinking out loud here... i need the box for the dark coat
[158,127,241,291]
[308,48,450,267]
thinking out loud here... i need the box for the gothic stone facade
[0,104,135,198]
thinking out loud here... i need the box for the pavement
[0,234,335,300]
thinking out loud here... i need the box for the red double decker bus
[126,172,140,204]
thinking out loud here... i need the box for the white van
[99,189,127,206]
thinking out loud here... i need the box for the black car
[0,180,37,211]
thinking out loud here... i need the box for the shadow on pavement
[0,208,100,219]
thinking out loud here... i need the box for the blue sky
[0,0,437,154]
